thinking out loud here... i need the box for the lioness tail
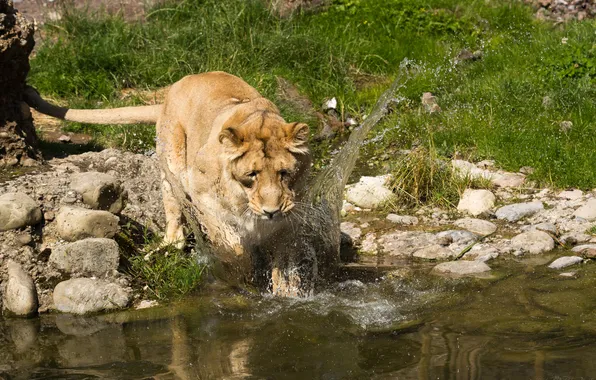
[23,86,161,125]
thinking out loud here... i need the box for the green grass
[28,0,596,188]
[117,223,206,300]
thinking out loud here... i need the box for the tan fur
[25,72,311,250]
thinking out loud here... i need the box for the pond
[2,255,595,379]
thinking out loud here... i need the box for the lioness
[24,72,311,256]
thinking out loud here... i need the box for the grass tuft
[117,224,205,300]
[387,145,492,210]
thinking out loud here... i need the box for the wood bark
[0,0,39,168]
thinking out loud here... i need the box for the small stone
[56,206,120,242]
[44,210,55,221]
[323,97,337,110]
[432,261,491,276]
[559,120,573,132]
[345,175,394,209]
[413,244,455,260]
[511,230,555,254]
[558,189,583,200]
[70,172,127,214]
[548,256,583,270]
[16,233,32,246]
[453,218,497,236]
[135,300,159,310]
[360,232,378,254]
[573,199,596,222]
[58,135,72,143]
[559,272,576,278]
[571,244,596,258]
[386,214,419,225]
[49,238,120,276]
[53,278,131,315]
[340,222,361,242]
[519,166,534,175]
[0,193,43,232]
[105,156,119,167]
[491,172,526,188]
[3,260,38,317]
[457,189,495,216]
[495,201,544,222]
[533,222,558,235]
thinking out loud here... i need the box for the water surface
[2,256,596,379]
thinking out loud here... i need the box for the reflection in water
[2,260,596,379]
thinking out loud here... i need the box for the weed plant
[29,0,596,189]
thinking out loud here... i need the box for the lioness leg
[157,119,187,249]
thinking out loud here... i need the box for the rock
[3,260,38,317]
[533,222,558,235]
[559,120,573,132]
[49,238,120,276]
[558,189,583,200]
[135,300,159,310]
[413,244,455,260]
[571,244,596,258]
[16,232,32,246]
[53,278,131,315]
[561,233,591,245]
[360,232,378,254]
[323,97,337,110]
[462,244,500,262]
[495,201,544,222]
[56,206,119,242]
[340,222,361,242]
[58,135,72,143]
[453,218,497,236]
[0,192,42,231]
[548,256,583,269]
[519,166,534,175]
[573,199,596,221]
[457,189,496,216]
[345,175,394,209]
[386,213,419,225]
[435,230,477,246]
[452,160,492,181]
[432,261,491,275]
[491,172,525,188]
[511,230,555,255]
[380,231,436,257]
[70,172,127,214]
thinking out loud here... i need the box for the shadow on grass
[38,139,103,160]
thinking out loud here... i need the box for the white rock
[56,206,120,242]
[435,230,477,246]
[386,214,419,225]
[463,244,500,262]
[345,175,394,209]
[432,261,491,275]
[558,189,583,200]
[571,244,596,253]
[452,160,493,181]
[323,97,337,110]
[379,231,436,257]
[3,260,38,317]
[495,201,544,222]
[511,230,555,254]
[573,199,596,221]
[453,218,497,236]
[533,222,558,235]
[0,192,43,232]
[548,256,583,269]
[491,172,525,188]
[135,300,159,310]
[49,238,120,276]
[53,278,131,315]
[457,189,496,216]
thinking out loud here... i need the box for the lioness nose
[262,208,280,219]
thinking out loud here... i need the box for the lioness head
[219,112,310,220]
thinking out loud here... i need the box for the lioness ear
[286,122,309,154]
[218,127,245,156]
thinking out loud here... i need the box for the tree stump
[0,0,39,168]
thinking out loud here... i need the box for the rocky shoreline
[1,148,595,316]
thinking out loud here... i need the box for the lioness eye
[279,169,289,178]
[247,171,258,178]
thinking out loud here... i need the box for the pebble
[548,256,583,270]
